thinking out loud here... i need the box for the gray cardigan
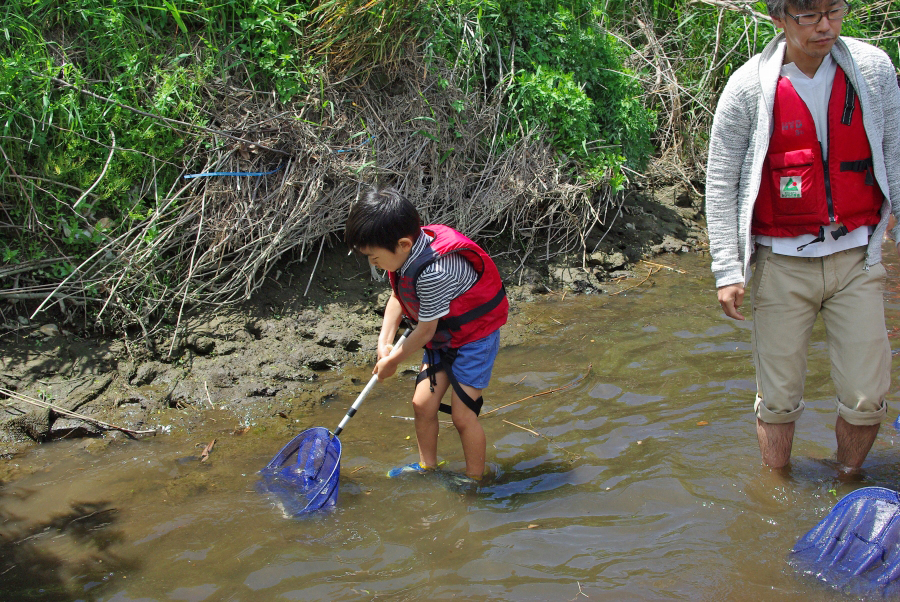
[705,34,900,288]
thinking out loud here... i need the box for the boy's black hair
[345,187,422,251]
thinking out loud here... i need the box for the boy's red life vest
[752,66,883,238]
[389,225,508,350]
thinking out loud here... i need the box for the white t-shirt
[756,54,870,258]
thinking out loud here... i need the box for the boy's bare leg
[451,382,486,479]
[835,416,879,470]
[411,367,449,468]
[756,418,794,468]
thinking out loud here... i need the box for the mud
[0,184,706,459]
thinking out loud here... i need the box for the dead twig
[0,387,156,436]
[640,260,685,274]
[610,267,658,296]
[502,419,581,461]
[199,438,216,462]
[482,364,592,418]
[570,581,590,601]
[204,381,214,409]
[304,237,326,297]
[73,129,115,209]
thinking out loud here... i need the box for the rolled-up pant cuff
[835,398,886,426]
[755,396,804,424]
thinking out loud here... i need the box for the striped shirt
[399,230,477,322]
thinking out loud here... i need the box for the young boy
[345,187,508,480]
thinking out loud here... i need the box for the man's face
[772,1,844,69]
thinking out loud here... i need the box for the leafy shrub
[424,0,656,185]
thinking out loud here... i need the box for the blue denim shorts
[423,330,500,390]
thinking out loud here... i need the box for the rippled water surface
[4,251,900,601]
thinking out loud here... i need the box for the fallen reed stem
[0,387,157,436]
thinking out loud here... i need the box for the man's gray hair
[766,0,841,19]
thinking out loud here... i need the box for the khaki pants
[749,245,889,426]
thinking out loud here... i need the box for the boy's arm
[377,293,405,360]
[373,318,437,381]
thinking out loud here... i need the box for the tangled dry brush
[6,54,619,348]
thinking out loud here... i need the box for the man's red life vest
[752,66,883,238]
[389,225,508,350]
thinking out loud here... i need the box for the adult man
[706,0,900,469]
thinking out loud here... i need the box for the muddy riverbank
[0,183,706,463]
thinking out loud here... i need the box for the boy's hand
[373,355,398,381]
[377,343,393,361]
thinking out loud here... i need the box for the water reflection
[1,251,899,601]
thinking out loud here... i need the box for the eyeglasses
[784,4,850,26]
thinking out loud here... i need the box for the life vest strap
[440,284,507,331]
[840,158,873,173]
[831,224,850,240]
[841,72,855,126]
[797,226,827,252]
[840,157,876,186]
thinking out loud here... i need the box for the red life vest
[389,225,508,350]
[752,66,883,238]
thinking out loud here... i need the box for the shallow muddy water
[4,251,900,601]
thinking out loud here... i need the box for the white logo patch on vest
[780,176,802,198]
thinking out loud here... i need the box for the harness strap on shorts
[415,348,484,416]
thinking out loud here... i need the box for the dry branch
[7,51,619,345]
[0,387,157,437]
[482,364,592,418]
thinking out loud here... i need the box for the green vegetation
[425,0,656,183]
[2,0,899,336]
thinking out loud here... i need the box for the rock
[650,235,689,255]
[187,335,215,355]
[49,418,102,439]
[61,374,114,412]
[0,407,51,442]
[376,290,392,307]
[587,251,627,271]
[244,384,280,398]
[550,265,598,293]
[132,362,163,386]
[38,323,60,338]
[167,380,200,408]
[116,393,162,411]
[674,186,697,208]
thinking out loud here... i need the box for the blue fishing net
[790,487,900,596]
[257,427,341,517]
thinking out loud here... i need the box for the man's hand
[718,283,746,321]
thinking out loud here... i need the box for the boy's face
[358,238,413,272]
